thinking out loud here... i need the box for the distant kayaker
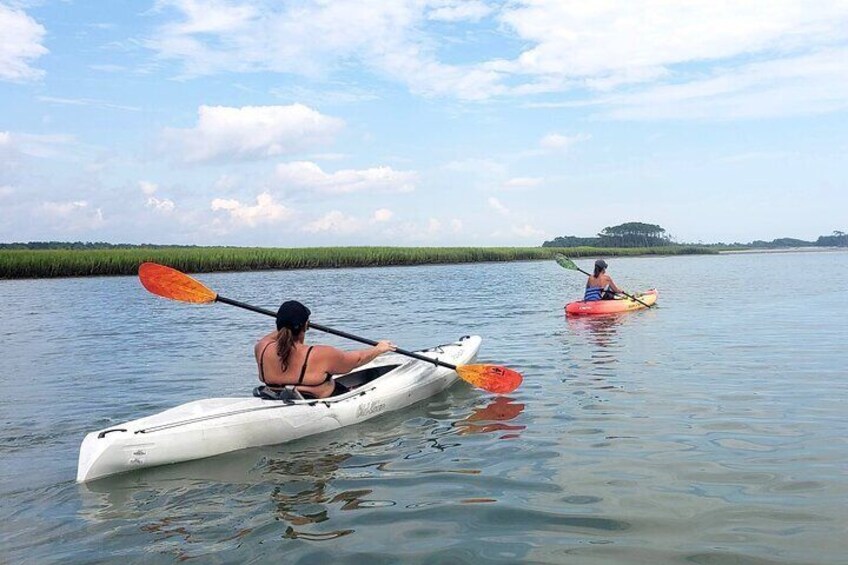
[255,300,396,399]
[584,259,624,301]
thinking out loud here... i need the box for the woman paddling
[255,300,395,399]
[584,259,624,301]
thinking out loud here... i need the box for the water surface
[1,252,847,563]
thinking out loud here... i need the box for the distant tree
[815,230,848,247]
[542,235,601,248]
[597,222,672,247]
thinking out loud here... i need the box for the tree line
[543,224,847,248]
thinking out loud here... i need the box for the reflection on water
[454,396,526,439]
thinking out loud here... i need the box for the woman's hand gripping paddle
[138,262,522,394]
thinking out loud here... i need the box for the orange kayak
[565,289,658,316]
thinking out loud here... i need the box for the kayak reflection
[566,313,626,352]
[453,396,526,439]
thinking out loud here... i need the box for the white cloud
[373,208,394,222]
[427,218,442,233]
[427,1,493,22]
[0,131,77,159]
[275,161,416,194]
[41,200,105,231]
[139,181,159,195]
[0,185,13,198]
[511,224,544,238]
[450,218,463,232]
[304,210,363,234]
[148,0,848,112]
[539,133,591,152]
[498,1,848,87]
[488,196,509,216]
[211,192,292,227]
[162,104,344,163]
[593,47,848,120]
[150,0,504,100]
[0,4,47,82]
[147,196,175,213]
[38,96,141,112]
[503,177,543,190]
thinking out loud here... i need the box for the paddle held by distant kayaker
[255,300,396,399]
[584,259,624,301]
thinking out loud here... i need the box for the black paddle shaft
[569,261,654,309]
[214,295,458,370]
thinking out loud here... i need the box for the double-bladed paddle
[138,262,522,394]
[554,254,655,309]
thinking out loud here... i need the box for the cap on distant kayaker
[585,259,623,301]
[276,300,311,332]
[256,301,395,400]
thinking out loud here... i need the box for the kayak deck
[565,289,658,316]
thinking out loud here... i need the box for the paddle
[554,254,655,309]
[138,262,522,394]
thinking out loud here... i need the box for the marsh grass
[0,245,712,279]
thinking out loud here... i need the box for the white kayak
[77,335,481,482]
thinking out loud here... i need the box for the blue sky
[1,0,846,246]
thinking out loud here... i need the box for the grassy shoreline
[0,245,714,279]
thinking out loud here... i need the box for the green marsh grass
[0,246,713,279]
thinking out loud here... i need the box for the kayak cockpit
[253,363,403,401]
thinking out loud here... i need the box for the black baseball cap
[276,300,311,331]
[595,259,608,270]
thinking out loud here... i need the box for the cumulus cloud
[304,210,363,234]
[147,196,175,213]
[275,161,416,194]
[211,192,292,227]
[488,196,509,216]
[139,181,159,195]
[162,104,344,163]
[539,133,591,152]
[41,200,104,231]
[0,4,47,82]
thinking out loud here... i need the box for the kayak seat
[253,385,304,402]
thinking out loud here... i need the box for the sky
[1,0,846,246]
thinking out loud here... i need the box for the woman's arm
[606,276,624,294]
[320,341,396,375]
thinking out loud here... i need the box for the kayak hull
[565,289,658,316]
[77,336,481,482]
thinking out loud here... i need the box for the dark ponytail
[593,265,604,277]
[275,327,297,371]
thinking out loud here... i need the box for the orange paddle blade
[138,262,217,304]
[456,364,523,394]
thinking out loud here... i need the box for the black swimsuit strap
[298,346,315,385]
[258,341,274,384]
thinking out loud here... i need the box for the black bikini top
[259,344,331,388]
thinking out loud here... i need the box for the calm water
[1,252,847,563]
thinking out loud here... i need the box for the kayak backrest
[253,385,304,402]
